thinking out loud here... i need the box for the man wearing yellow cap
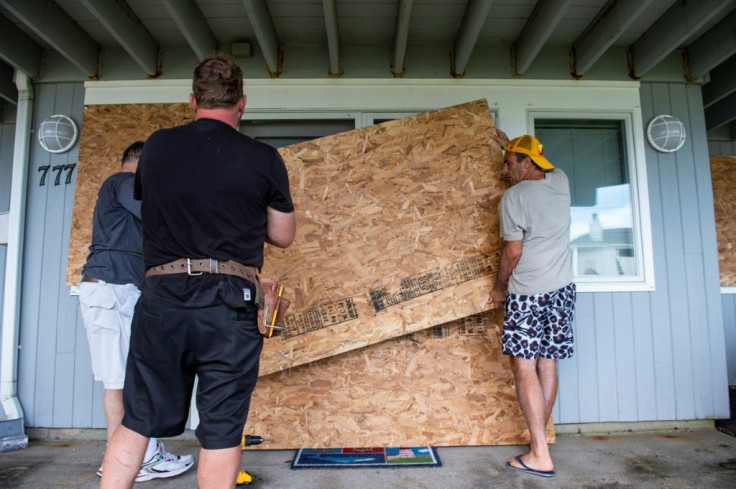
[488,131,575,478]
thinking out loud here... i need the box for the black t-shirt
[135,118,293,307]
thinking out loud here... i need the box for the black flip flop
[506,455,556,478]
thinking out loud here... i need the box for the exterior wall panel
[631,292,657,420]
[612,293,637,421]
[723,295,736,385]
[685,84,731,415]
[594,293,618,421]
[572,293,599,422]
[15,83,105,428]
[639,82,729,420]
[708,140,736,156]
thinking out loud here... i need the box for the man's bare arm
[488,239,522,306]
[265,206,296,248]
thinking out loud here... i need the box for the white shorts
[78,281,141,389]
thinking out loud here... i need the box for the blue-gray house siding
[12,83,107,428]
[723,295,736,386]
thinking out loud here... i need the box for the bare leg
[198,446,241,489]
[536,357,558,424]
[103,389,124,442]
[508,356,554,472]
[100,426,148,489]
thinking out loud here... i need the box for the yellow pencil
[268,284,284,338]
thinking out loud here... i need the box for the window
[532,114,654,291]
[240,119,355,147]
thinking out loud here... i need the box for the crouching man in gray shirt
[488,131,576,479]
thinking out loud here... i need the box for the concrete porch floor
[1,427,735,488]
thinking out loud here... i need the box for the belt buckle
[187,258,202,276]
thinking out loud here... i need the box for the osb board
[68,100,506,375]
[67,103,193,285]
[260,99,504,375]
[711,157,736,287]
[248,310,555,448]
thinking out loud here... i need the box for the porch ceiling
[0,0,734,132]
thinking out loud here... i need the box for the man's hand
[487,286,506,309]
[492,129,510,148]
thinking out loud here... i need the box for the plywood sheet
[68,100,505,374]
[711,156,736,287]
[67,104,192,285]
[67,101,532,449]
[260,99,504,375]
[248,310,555,448]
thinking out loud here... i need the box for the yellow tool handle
[267,284,284,338]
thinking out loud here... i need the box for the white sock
[143,437,158,462]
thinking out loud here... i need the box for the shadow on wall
[715,386,736,437]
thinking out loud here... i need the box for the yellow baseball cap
[503,135,554,170]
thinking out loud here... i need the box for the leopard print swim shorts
[501,283,576,360]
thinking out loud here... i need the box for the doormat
[291,447,441,469]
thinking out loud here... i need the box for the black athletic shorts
[122,293,263,449]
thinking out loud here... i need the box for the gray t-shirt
[499,168,573,295]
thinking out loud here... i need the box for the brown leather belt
[81,275,100,283]
[146,258,263,307]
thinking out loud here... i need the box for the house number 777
[37,164,76,186]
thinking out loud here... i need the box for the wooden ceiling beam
[242,0,280,76]
[0,14,42,78]
[0,0,99,77]
[392,0,413,76]
[161,0,218,62]
[687,7,736,79]
[573,0,655,76]
[452,0,493,77]
[323,0,340,76]
[630,0,733,77]
[514,0,574,76]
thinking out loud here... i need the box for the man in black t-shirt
[101,55,296,489]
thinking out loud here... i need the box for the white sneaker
[95,441,194,481]
[134,441,194,482]
[155,441,194,466]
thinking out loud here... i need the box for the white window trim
[240,111,421,131]
[528,110,655,293]
[241,109,496,137]
[243,111,356,121]
[358,111,496,129]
